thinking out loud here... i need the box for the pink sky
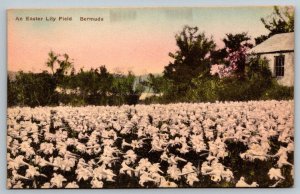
[8,7,275,75]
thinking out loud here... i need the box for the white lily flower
[25,165,46,179]
[139,172,155,186]
[167,165,181,180]
[91,178,104,188]
[236,177,259,187]
[120,161,135,177]
[268,168,284,180]
[40,142,55,155]
[159,177,177,187]
[65,181,79,188]
[50,173,67,188]
[12,181,24,189]
[76,166,92,181]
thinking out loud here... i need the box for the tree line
[8,59,145,107]
[8,6,294,107]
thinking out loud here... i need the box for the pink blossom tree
[210,33,252,78]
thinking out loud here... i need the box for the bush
[262,81,294,100]
[179,56,294,103]
[188,75,219,102]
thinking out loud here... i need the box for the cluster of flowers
[7,100,294,188]
[210,46,248,78]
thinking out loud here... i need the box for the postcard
[7,6,294,189]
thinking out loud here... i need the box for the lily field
[7,100,294,188]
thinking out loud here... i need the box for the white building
[248,32,294,86]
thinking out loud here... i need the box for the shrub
[262,81,294,100]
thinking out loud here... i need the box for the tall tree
[210,33,253,79]
[164,25,216,98]
[46,51,73,78]
[255,6,294,45]
[56,54,73,76]
[46,51,58,75]
[223,33,253,77]
[261,6,294,35]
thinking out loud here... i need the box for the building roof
[248,32,294,54]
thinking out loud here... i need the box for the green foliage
[216,57,272,101]
[210,48,227,65]
[216,78,269,102]
[46,51,73,76]
[46,50,58,75]
[57,69,144,106]
[8,51,145,107]
[212,32,253,77]
[57,66,114,106]
[8,71,58,107]
[254,35,269,45]
[8,76,18,107]
[261,6,294,36]
[262,82,294,100]
[223,33,252,52]
[163,25,216,99]
[255,6,294,45]
[189,74,219,102]
[110,72,143,105]
[186,56,293,102]
[142,73,170,94]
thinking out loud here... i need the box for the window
[275,55,285,77]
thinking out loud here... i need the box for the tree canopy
[163,26,216,99]
[255,6,294,45]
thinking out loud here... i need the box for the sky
[8,7,276,75]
